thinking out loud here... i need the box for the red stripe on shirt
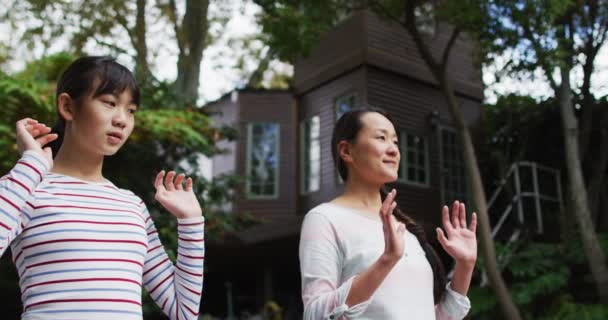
[26,298,141,310]
[23,238,147,250]
[26,258,144,269]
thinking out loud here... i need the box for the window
[414,2,436,36]
[399,132,430,186]
[301,116,321,193]
[440,128,468,204]
[335,93,355,121]
[246,123,280,198]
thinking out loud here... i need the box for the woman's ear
[57,93,76,121]
[338,140,354,164]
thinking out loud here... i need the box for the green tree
[482,0,608,304]
[4,0,235,105]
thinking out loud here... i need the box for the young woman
[299,108,477,319]
[0,56,204,320]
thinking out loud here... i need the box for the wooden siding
[234,91,298,221]
[297,67,368,214]
[294,10,483,101]
[207,94,239,178]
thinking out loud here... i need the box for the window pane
[302,116,321,193]
[335,94,355,121]
[247,123,279,197]
[401,132,428,185]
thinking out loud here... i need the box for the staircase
[487,161,563,241]
[448,161,563,283]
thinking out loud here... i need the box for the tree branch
[442,27,461,69]
[93,37,130,55]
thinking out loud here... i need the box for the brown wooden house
[201,9,483,319]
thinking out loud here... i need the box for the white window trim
[397,131,430,188]
[245,122,280,199]
[300,115,321,195]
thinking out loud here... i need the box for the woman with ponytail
[0,56,204,319]
[299,108,476,319]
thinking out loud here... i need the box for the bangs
[90,61,140,106]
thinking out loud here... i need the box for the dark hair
[49,56,140,156]
[331,107,447,302]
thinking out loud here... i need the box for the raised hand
[380,189,406,262]
[154,170,203,219]
[16,118,57,167]
[436,201,477,264]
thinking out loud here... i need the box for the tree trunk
[133,0,151,83]
[439,77,523,320]
[558,65,608,304]
[399,2,522,316]
[173,0,210,105]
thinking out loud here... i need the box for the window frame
[245,122,281,199]
[397,131,430,188]
[300,115,321,195]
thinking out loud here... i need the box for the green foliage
[469,233,608,319]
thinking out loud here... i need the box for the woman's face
[65,89,137,157]
[344,112,400,185]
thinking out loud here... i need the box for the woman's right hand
[16,118,57,167]
[380,189,406,263]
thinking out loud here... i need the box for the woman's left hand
[436,201,477,265]
[154,170,203,219]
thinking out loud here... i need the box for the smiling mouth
[107,132,123,143]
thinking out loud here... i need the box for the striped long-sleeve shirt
[0,151,205,320]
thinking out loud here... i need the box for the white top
[299,203,470,320]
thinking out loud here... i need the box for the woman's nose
[112,109,128,128]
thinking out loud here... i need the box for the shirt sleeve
[435,282,471,320]
[0,151,49,255]
[299,212,372,320]
[141,203,205,320]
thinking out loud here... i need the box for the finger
[165,171,176,191]
[469,212,477,233]
[436,228,448,248]
[387,202,398,230]
[174,174,185,190]
[17,118,38,128]
[154,171,166,191]
[185,177,193,192]
[36,133,58,147]
[442,205,454,235]
[452,201,460,229]
[459,202,467,229]
[43,147,53,158]
[398,223,406,233]
[31,125,52,138]
[381,189,397,218]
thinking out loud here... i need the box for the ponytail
[380,186,447,303]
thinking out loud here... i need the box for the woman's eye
[377,136,386,141]
[393,140,399,145]
[103,100,116,107]
[129,109,138,114]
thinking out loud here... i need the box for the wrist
[379,252,401,267]
[455,258,476,271]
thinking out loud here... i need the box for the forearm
[345,254,398,307]
[449,260,475,296]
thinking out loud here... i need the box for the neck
[52,135,105,182]
[340,172,384,213]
